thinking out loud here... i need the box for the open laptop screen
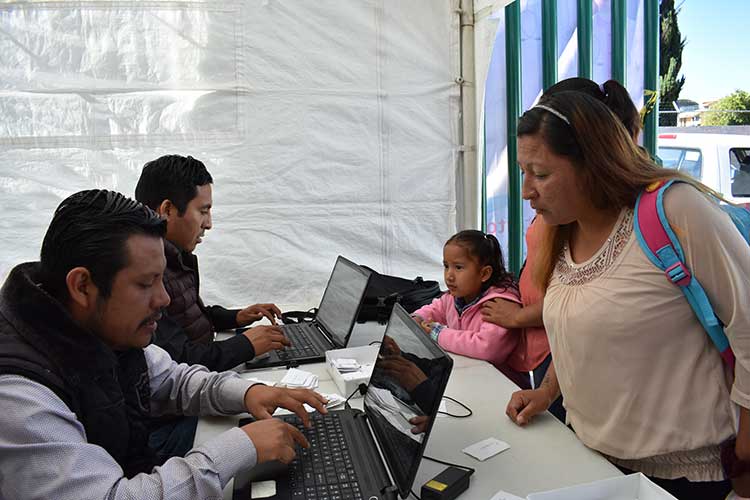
[364,304,453,498]
[315,256,371,348]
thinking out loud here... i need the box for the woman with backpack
[506,90,750,499]
[481,78,643,424]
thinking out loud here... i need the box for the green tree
[702,90,750,126]
[659,0,685,126]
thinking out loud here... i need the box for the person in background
[0,189,327,499]
[507,90,750,498]
[412,230,523,379]
[135,154,289,372]
[482,78,643,422]
[135,155,293,461]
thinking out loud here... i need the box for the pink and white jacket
[412,286,522,369]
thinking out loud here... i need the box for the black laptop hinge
[380,485,399,499]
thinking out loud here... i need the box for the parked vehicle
[658,126,750,206]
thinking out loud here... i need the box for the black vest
[162,240,214,344]
[0,262,157,478]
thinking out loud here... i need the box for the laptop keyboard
[283,412,363,500]
[278,323,324,360]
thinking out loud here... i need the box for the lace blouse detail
[555,209,634,286]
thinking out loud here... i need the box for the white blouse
[544,183,750,480]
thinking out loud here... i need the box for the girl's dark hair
[544,77,641,140]
[446,230,518,292]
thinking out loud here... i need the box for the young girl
[412,230,522,371]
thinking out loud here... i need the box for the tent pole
[542,0,557,89]
[577,0,593,78]
[458,0,478,230]
[505,0,522,276]
[643,0,659,156]
[611,0,627,85]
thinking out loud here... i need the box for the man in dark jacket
[0,189,326,499]
[135,154,289,371]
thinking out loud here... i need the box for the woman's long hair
[544,77,641,140]
[519,91,721,291]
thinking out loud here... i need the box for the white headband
[533,104,570,125]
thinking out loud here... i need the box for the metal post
[457,0,478,230]
[611,0,627,85]
[505,0,523,276]
[577,0,592,78]
[542,0,558,89]
[481,113,487,232]
[644,0,659,156]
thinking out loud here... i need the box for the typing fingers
[272,333,291,346]
[286,423,310,449]
[261,310,276,324]
[292,389,328,415]
[269,304,283,318]
[283,397,311,428]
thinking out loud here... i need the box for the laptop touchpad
[251,480,276,498]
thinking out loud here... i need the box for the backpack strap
[634,179,736,370]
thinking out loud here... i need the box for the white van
[657,126,750,206]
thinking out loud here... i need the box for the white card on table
[489,490,524,500]
[462,437,510,461]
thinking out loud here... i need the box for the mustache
[138,310,163,329]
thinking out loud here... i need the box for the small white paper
[340,363,374,381]
[332,358,361,372]
[280,368,319,389]
[489,490,524,500]
[251,480,276,498]
[462,437,510,461]
[302,392,346,412]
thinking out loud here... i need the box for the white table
[198,323,621,499]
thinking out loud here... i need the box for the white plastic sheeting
[0,1,461,308]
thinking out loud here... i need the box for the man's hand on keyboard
[244,385,329,427]
[236,302,283,326]
[241,418,309,464]
[243,325,290,356]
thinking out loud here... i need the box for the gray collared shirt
[0,344,257,500]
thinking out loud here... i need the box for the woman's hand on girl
[481,298,522,329]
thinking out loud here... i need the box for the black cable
[368,340,382,346]
[437,395,473,418]
[422,455,476,475]
[343,383,367,408]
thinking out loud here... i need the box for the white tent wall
[0,1,463,308]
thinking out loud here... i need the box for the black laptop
[233,303,454,500]
[245,256,372,370]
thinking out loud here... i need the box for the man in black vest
[0,189,326,499]
[135,154,290,371]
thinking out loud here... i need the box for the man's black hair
[40,189,167,302]
[134,155,213,214]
